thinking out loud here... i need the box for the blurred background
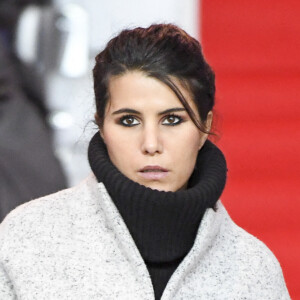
[0,0,299,298]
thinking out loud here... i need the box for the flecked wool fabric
[0,175,290,299]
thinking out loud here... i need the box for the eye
[162,114,183,126]
[119,115,140,127]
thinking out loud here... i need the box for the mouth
[138,165,169,180]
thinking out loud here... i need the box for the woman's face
[101,71,211,192]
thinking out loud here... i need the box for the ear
[198,111,213,150]
[205,111,213,132]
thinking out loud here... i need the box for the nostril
[141,130,163,154]
[142,141,163,155]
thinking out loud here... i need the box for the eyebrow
[112,108,140,115]
[158,108,186,115]
[112,107,186,115]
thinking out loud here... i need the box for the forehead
[107,71,195,111]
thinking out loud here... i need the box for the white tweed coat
[0,175,290,299]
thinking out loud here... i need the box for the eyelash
[118,115,140,127]
[162,114,184,126]
[118,114,184,127]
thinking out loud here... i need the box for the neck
[88,132,227,262]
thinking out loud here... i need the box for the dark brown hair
[93,23,215,133]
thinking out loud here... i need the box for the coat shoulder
[0,175,100,250]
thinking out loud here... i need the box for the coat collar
[84,174,226,298]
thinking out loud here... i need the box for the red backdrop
[201,1,300,298]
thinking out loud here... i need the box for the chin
[142,182,175,192]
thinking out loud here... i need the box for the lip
[138,165,169,180]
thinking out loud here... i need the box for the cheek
[171,129,202,156]
[185,132,202,157]
[103,132,136,171]
[168,129,202,174]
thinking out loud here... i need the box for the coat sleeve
[248,244,291,300]
[266,261,291,299]
[0,211,17,299]
[0,264,16,299]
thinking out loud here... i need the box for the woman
[0,24,290,299]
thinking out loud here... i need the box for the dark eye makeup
[161,114,184,126]
[118,115,140,127]
[117,113,185,127]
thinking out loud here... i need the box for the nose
[141,125,163,155]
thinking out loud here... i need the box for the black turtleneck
[88,132,227,299]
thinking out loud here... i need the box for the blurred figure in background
[0,0,67,222]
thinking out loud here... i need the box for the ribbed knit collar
[88,132,227,264]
